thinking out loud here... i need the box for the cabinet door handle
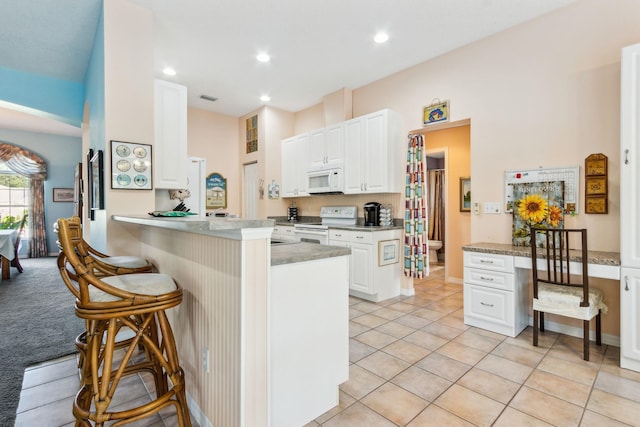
[625,276,629,291]
[480,302,494,307]
[480,276,494,282]
[479,259,494,264]
[355,236,364,240]
[625,149,630,165]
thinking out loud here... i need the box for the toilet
[428,240,442,263]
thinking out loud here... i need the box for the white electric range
[293,206,357,244]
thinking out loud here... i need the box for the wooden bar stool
[55,216,159,397]
[55,216,154,276]
[57,217,191,426]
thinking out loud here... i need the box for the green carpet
[0,257,83,426]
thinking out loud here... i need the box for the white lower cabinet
[463,251,528,337]
[272,225,298,242]
[329,228,401,302]
[621,267,640,371]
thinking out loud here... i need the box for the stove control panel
[320,206,357,219]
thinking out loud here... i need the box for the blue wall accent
[0,67,84,127]
[0,129,82,255]
[84,7,106,152]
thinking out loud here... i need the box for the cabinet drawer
[464,284,513,328]
[464,267,514,291]
[350,231,373,244]
[329,229,350,242]
[463,251,514,273]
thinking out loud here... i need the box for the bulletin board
[504,166,580,214]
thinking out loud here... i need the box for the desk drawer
[464,251,514,273]
[464,284,513,330]
[464,267,514,291]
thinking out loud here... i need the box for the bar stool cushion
[533,283,608,320]
[94,273,178,302]
[101,256,151,269]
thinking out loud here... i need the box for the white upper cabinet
[154,79,188,189]
[282,133,310,197]
[282,108,402,197]
[344,109,403,194]
[308,123,344,171]
[308,128,327,170]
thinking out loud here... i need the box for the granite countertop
[113,214,275,238]
[271,242,351,266]
[463,242,620,266]
[271,216,403,231]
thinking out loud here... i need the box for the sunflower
[517,194,548,224]
[547,205,563,227]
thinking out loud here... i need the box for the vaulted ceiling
[0,0,575,135]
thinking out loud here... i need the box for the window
[0,161,29,233]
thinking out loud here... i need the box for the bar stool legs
[72,311,191,426]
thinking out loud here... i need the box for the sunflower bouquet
[511,181,565,247]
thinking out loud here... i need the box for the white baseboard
[187,392,213,427]
[401,287,415,296]
[529,316,620,347]
[447,277,463,285]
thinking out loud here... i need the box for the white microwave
[307,168,344,194]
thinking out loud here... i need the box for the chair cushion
[533,283,608,320]
[91,273,178,302]
[102,256,150,269]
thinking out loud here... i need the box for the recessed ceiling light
[373,32,389,44]
[260,94,271,102]
[162,67,176,76]
[256,53,271,63]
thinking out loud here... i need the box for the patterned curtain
[404,134,428,278]
[0,143,48,257]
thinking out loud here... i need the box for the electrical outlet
[473,202,480,215]
[202,347,209,373]
[483,202,501,214]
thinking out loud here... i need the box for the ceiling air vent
[200,94,218,102]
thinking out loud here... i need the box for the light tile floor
[15,265,640,426]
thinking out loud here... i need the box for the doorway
[243,162,258,219]
[426,149,447,274]
[421,119,470,283]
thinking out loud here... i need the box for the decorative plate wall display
[111,140,153,190]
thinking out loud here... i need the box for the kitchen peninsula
[112,215,350,427]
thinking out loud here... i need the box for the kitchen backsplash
[281,193,402,219]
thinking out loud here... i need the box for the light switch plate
[484,202,501,214]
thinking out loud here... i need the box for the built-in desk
[462,242,620,338]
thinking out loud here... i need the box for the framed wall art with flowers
[511,180,564,247]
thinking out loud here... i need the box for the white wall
[351,0,640,253]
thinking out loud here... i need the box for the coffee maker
[363,202,382,226]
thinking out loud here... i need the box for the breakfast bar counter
[112,215,350,427]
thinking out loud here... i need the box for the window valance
[0,142,47,179]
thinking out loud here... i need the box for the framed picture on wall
[53,188,74,202]
[88,149,104,218]
[206,172,227,209]
[460,177,471,212]
[110,140,153,190]
[86,149,94,220]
